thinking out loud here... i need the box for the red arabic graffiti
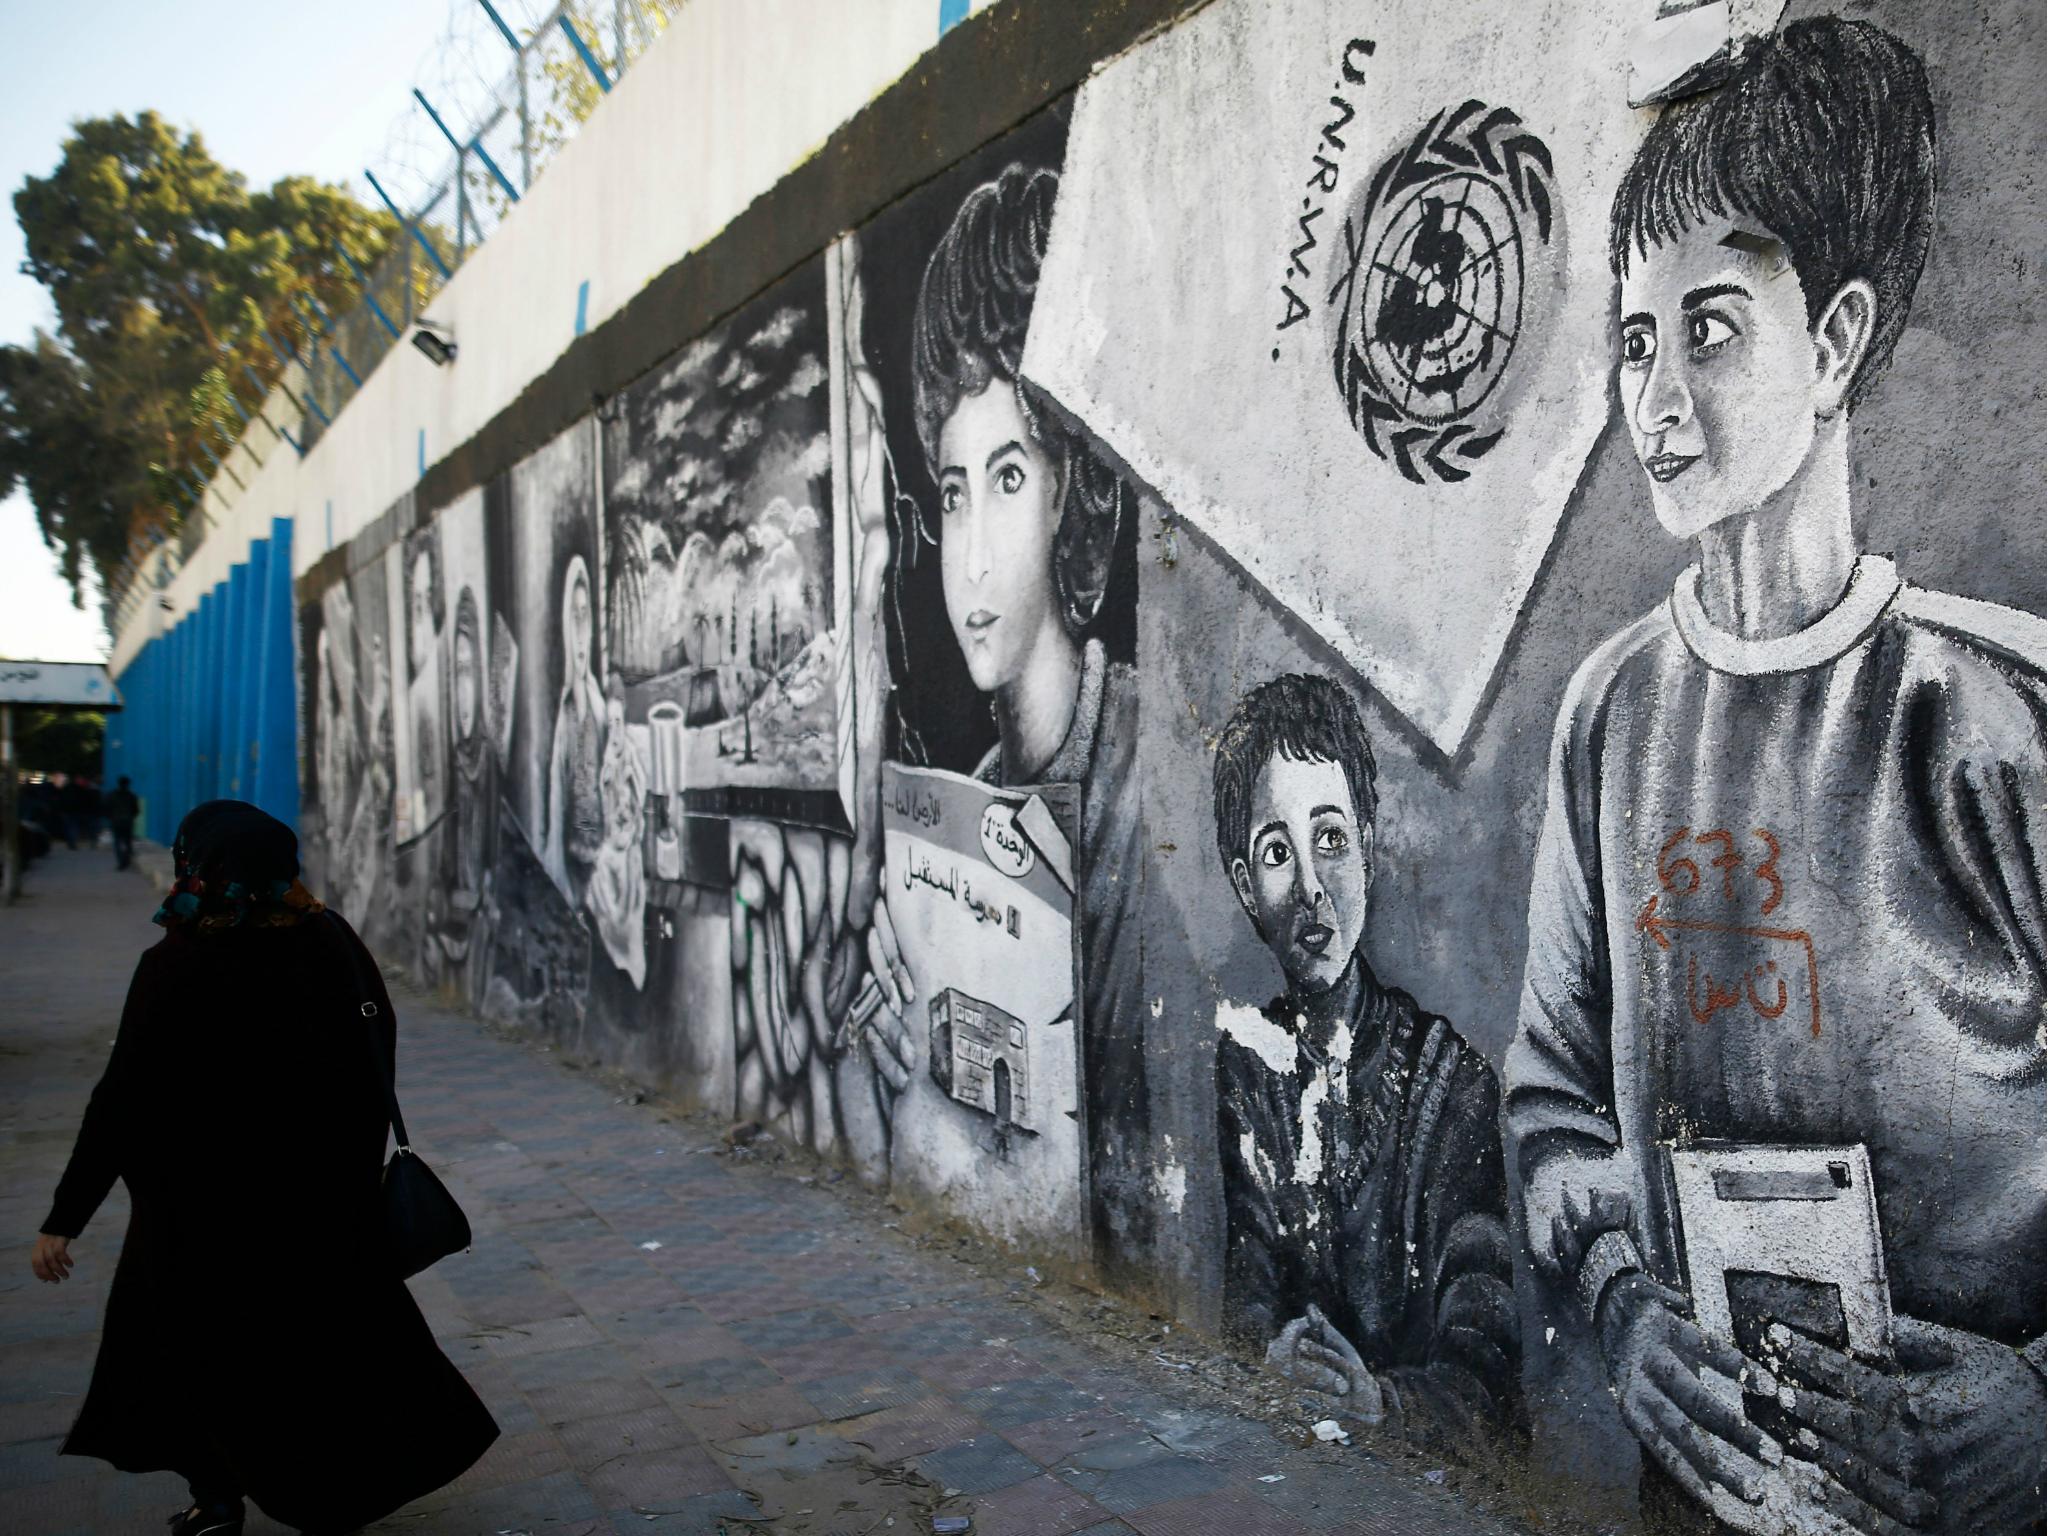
[1657,825,1783,915]
[1637,893,1822,1038]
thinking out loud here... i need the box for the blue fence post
[204,587,225,805]
[215,585,232,804]
[169,612,185,825]
[175,611,195,826]
[151,629,167,842]
[366,169,453,282]
[221,567,247,797]
[291,293,362,389]
[157,624,172,839]
[559,13,612,93]
[244,541,271,802]
[212,583,231,804]
[215,582,234,805]
[165,623,181,838]
[193,590,215,806]
[414,89,522,208]
[335,241,402,341]
[240,564,261,796]
[123,643,144,838]
[253,518,299,829]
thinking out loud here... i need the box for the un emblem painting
[1028,0,1640,755]
[1330,101,1559,483]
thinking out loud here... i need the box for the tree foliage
[14,709,105,779]
[0,112,396,607]
[525,6,670,177]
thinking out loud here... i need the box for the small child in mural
[441,585,500,1000]
[585,682,649,989]
[543,554,606,904]
[1212,673,1517,1440]
[406,536,446,837]
[1505,18,2045,1535]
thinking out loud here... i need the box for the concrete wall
[233,0,2048,1527]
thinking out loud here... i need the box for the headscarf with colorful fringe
[154,800,325,933]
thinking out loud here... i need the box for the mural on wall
[830,117,1150,1264]
[1504,18,2045,1536]
[603,282,839,795]
[497,422,601,899]
[302,552,399,957]
[1027,0,1645,757]
[399,490,501,998]
[603,267,838,1028]
[289,0,2045,1527]
[1211,673,1516,1440]
[396,523,448,847]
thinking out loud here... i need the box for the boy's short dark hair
[1213,673,1378,876]
[1609,16,1935,412]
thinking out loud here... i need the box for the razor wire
[296,0,679,444]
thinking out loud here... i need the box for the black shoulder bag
[330,914,472,1278]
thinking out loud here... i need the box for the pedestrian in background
[58,774,97,849]
[29,800,497,1535]
[104,776,140,871]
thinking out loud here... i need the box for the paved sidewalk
[2,847,1538,1536]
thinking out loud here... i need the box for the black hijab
[153,800,324,932]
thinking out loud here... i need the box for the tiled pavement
[2,849,1535,1535]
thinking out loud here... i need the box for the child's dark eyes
[996,463,1026,495]
[1312,825,1349,856]
[939,483,962,516]
[1688,312,1739,352]
[1259,840,1291,870]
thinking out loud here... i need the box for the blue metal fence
[104,519,297,841]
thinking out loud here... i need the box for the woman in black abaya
[29,800,497,1535]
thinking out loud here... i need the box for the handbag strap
[327,912,412,1155]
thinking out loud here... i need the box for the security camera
[412,320,457,367]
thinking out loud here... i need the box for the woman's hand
[30,1234,73,1284]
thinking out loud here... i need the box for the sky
[0,0,484,661]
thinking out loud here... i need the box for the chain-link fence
[292,0,682,445]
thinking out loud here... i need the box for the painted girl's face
[453,629,480,740]
[409,556,436,675]
[936,381,1065,695]
[567,573,591,678]
[1231,753,1372,999]
[1617,217,1821,541]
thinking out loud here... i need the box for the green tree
[0,112,396,607]
[14,709,105,779]
[0,339,130,593]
